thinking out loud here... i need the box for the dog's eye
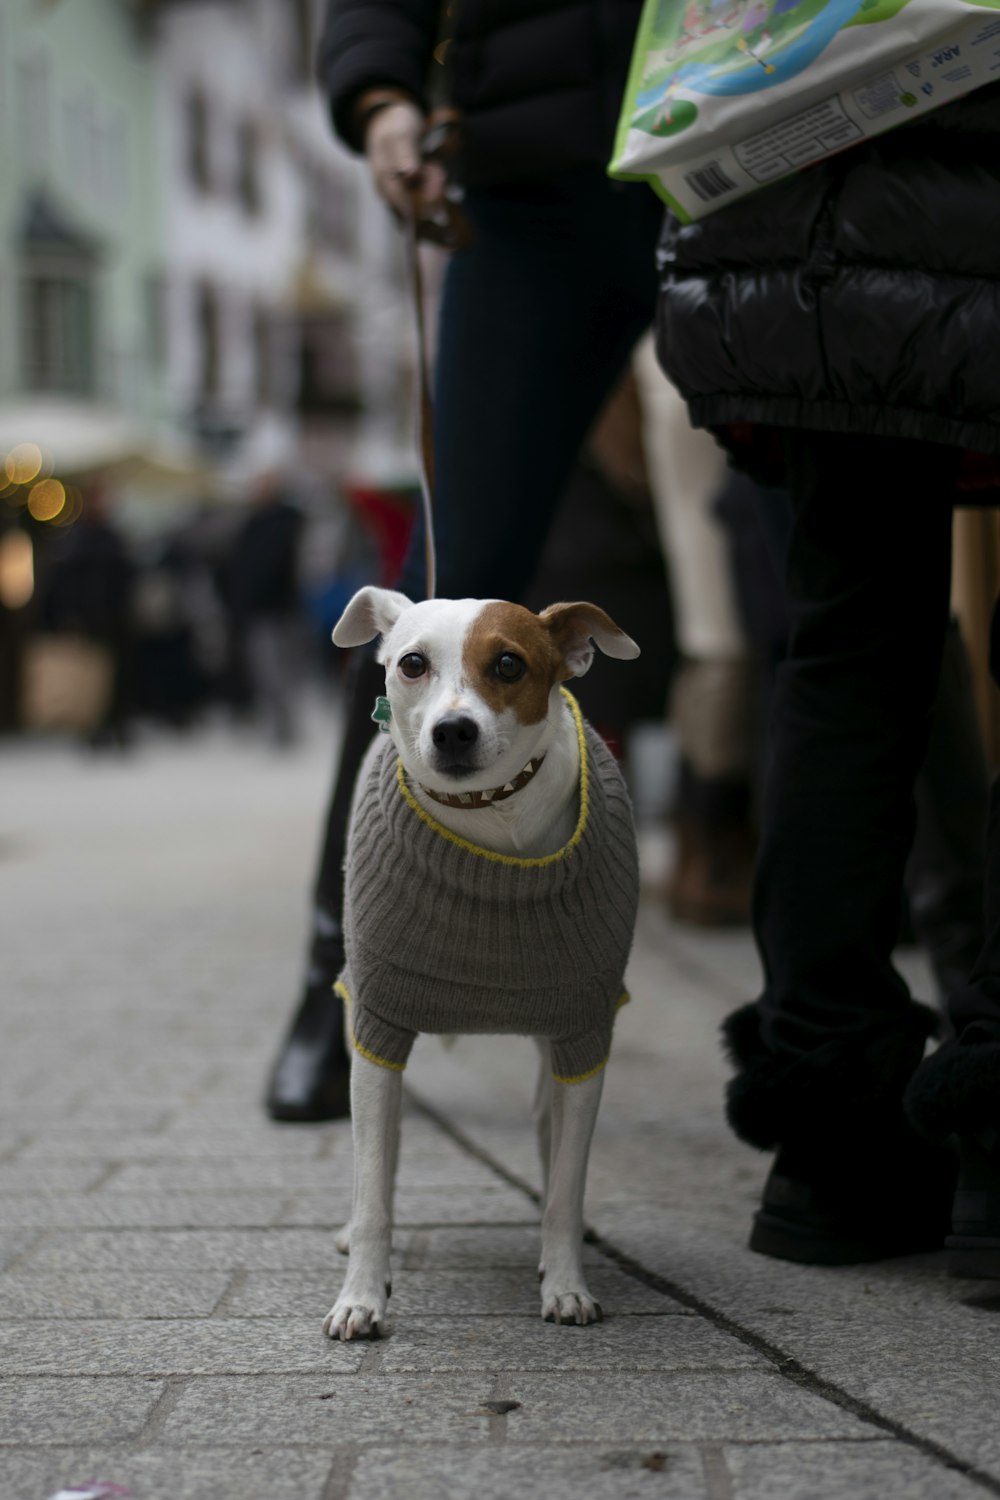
[495,652,525,683]
[398,652,427,680]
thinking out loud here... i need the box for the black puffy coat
[317,0,643,186]
[656,83,1000,459]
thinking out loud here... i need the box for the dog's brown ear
[540,602,640,680]
[333,587,413,649]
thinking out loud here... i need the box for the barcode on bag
[683,161,737,202]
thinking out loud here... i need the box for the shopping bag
[21,634,114,733]
[611,0,1000,220]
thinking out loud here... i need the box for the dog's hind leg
[539,1070,604,1326]
[532,1038,553,1199]
[323,1053,402,1340]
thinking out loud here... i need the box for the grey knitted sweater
[336,693,639,1083]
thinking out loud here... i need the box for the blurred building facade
[0,0,164,416]
[0,0,420,729]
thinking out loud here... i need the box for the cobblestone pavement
[3,712,999,1500]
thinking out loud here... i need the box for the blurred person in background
[227,427,305,750]
[35,476,134,750]
[133,514,230,731]
[636,337,762,927]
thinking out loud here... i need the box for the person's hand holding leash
[363,99,448,222]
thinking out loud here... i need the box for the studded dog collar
[419,755,546,810]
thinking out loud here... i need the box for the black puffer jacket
[656,84,1000,459]
[317,0,643,186]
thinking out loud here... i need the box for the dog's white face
[333,589,639,795]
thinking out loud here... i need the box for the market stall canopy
[0,397,218,490]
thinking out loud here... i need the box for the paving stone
[105,1160,355,1193]
[162,1370,867,1449]
[0,1377,166,1444]
[0,1191,289,1229]
[415,1226,605,1268]
[0,1270,231,1319]
[17,1126,325,1161]
[389,1156,517,1189]
[1,1446,337,1500]
[0,1231,39,1271]
[497,1372,871,1444]
[4,704,996,1493]
[0,1162,111,1193]
[222,1266,679,1319]
[159,1374,511,1446]
[27,1228,373,1272]
[379,1312,762,1372]
[860,1369,1000,1478]
[724,1439,988,1500]
[0,1319,363,1375]
[279,1186,537,1228]
[350,1441,709,1500]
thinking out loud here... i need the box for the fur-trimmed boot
[905,1034,1000,1277]
[724,1002,956,1264]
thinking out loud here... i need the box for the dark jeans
[396,170,664,601]
[309,171,663,961]
[753,430,970,1069]
[749,477,987,1004]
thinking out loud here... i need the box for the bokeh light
[52,485,83,527]
[0,530,34,609]
[28,478,66,522]
[4,444,44,486]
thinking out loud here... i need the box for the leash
[400,108,471,602]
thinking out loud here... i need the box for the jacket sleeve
[316,0,441,152]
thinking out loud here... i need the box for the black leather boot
[749,1125,955,1265]
[265,974,351,1122]
[906,1035,1000,1277]
[948,1130,1000,1278]
[265,650,387,1123]
[725,1000,952,1263]
[266,905,352,1122]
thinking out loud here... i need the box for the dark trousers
[309,172,663,964]
[753,430,973,1069]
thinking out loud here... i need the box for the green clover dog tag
[371,696,392,733]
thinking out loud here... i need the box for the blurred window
[292,0,314,84]
[19,194,100,395]
[236,120,262,217]
[0,16,9,137]
[97,109,129,208]
[18,48,51,174]
[196,280,222,401]
[144,271,167,372]
[307,164,356,256]
[187,87,211,193]
[297,311,360,417]
[254,305,273,405]
[21,267,96,395]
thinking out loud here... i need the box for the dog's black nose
[432,714,479,756]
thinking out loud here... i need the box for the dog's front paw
[323,1285,388,1341]
[540,1277,602,1326]
[334,1222,351,1256]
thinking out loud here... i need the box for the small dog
[323,587,640,1340]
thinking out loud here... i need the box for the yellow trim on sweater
[551,991,630,1084]
[552,1058,608,1085]
[334,979,407,1073]
[395,688,590,867]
